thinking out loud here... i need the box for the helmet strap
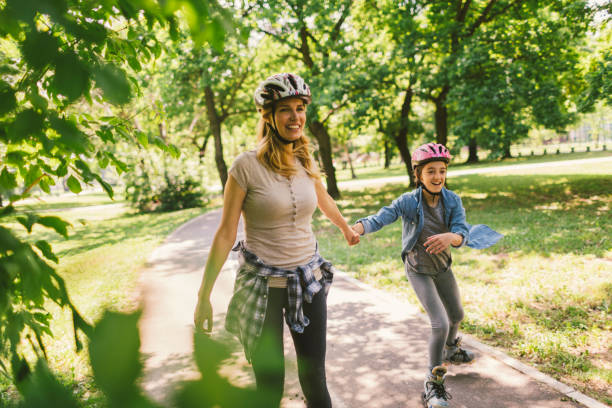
[271,109,296,145]
[421,183,441,196]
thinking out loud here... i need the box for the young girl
[194,73,359,408]
[352,143,502,408]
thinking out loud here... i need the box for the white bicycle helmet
[254,73,311,109]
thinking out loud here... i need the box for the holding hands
[351,222,364,236]
[343,226,360,246]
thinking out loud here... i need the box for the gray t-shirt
[405,199,452,276]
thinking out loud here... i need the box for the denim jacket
[357,186,502,262]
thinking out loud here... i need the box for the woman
[194,73,359,408]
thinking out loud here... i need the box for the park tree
[149,21,256,191]
[0,0,228,399]
[250,0,365,198]
[448,2,592,160]
[352,0,428,184]
[368,0,596,161]
[578,17,611,112]
[423,0,594,158]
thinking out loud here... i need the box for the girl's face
[419,161,447,193]
[272,97,306,142]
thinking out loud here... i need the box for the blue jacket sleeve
[448,195,470,247]
[357,195,404,234]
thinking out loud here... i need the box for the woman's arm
[194,175,246,332]
[314,179,359,246]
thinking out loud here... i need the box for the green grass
[335,150,612,182]
[314,161,612,405]
[1,202,212,406]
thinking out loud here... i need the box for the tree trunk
[502,140,512,159]
[394,86,416,187]
[467,137,479,163]
[308,120,340,199]
[345,143,356,179]
[434,87,449,146]
[204,86,228,190]
[384,139,391,169]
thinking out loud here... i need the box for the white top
[229,151,318,269]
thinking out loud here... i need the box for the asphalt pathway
[139,156,611,408]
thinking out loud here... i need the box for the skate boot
[422,365,451,408]
[443,336,474,365]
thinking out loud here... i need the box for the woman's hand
[343,227,360,246]
[351,222,365,236]
[194,296,213,333]
[424,232,462,254]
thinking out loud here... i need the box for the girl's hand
[194,296,213,333]
[424,232,460,254]
[351,222,365,236]
[343,227,360,246]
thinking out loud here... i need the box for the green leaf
[0,226,21,251]
[66,175,81,194]
[20,360,80,408]
[89,311,142,399]
[52,52,90,101]
[27,89,48,110]
[24,165,43,189]
[55,161,67,178]
[0,82,17,116]
[21,30,60,70]
[37,216,70,238]
[92,64,132,105]
[0,167,18,190]
[0,205,15,218]
[6,0,37,22]
[135,130,148,147]
[204,18,226,52]
[39,177,51,193]
[49,115,90,154]
[6,151,27,165]
[9,109,45,141]
[35,240,58,264]
[94,174,114,200]
[127,56,142,71]
[16,213,38,233]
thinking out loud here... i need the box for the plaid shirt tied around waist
[225,240,334,363]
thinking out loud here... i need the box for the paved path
[138,208,608,408]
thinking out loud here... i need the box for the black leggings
[250,286,331,408]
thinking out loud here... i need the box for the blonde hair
[255,102,321,180]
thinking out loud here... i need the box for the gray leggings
[405,266,464,369]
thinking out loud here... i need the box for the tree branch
[330,0,353,44]
[257,27,301,52]
[321,98,350,124]
[465,0,523,38]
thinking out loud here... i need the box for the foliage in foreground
[0,0,228,401]
[2,311,269,408]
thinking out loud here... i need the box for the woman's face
[272,97,306,142]
[419,161,447,193]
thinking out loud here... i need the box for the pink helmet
[412,143,451,169]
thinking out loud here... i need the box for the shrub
[124,158,208,213]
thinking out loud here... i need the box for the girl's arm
[354,194,405,235]
[315,179,360,246]
[194,175,246,332]
[447,194,469,246]
[425,193,469,254]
